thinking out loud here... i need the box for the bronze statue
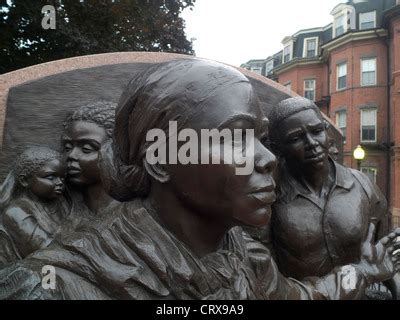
[327,134,340,161]
[0,146,70,265]
[0,102,118,267]
[268,96,397,299]
[0,60,399,300]
[62,101,118,216]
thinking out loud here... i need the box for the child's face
[29,159,66,200]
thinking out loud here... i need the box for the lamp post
[353,145,365,171]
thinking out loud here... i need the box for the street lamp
[353,145,365,171]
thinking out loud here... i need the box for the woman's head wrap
[100,58,252,201]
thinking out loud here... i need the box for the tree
[0,0,196,74]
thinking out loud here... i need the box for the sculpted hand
[355,224,400,284]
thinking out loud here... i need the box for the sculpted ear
[18,174,29,188]
[143,159,170,184]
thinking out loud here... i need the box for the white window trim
[303,79,316,101]
[333,14,345,37]
[360,108,377,143]
[250,67,262,75]
[331,4,356,38]
[335,110,347,143]
[282,41,294,64]
[265,60,274,74]
[360,57,377,86]
[359,11,376,30]
[360,167,377,183]
[303,37,319,58]
[336,63,347,91]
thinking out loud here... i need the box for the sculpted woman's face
[63,121,108,187]
[165,83,277,227]
[28,159,66,200]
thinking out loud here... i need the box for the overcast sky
[182,0,342,67]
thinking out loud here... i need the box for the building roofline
[323,22,333,31]
[272,57,324,75]
[330,2,354,15]
[382,5,400,28]
[292,27,325,37]
[321,29,388,58]
[282,24,333,43]
[243,59,267,64]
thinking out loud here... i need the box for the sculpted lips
[54,187,64,195]
[67,165,81,175]
[305,149,325,163]
[248,184,276,204]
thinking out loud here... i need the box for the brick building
[242,0,400,226]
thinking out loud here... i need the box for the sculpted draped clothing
[0,189,96,267]
[0,199,371,300]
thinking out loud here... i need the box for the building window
[360,108,377,142]
[361,58,376,86]
[336,111,347,143]
[393,215,400,228]
[359,11,376,30]
[361,167,377,183]
[304,79,316,101]
[265,60,273,75]
[283,45,291,63]
[283,82,291,91]
[250,67,262,75]
[337,63,347,90]
[334,14,345,37]
[303,38,317,58]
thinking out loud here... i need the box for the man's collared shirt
[271,159,388,280]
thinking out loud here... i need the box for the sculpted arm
[246,224,400,300]
[3,206,53,257]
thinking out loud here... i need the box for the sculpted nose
[254,140,277,174]
[305,133,318,148]
[67,147,78,161]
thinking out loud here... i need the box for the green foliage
[0,0,195,74]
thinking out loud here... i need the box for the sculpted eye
[313,128,324,134]
[82,144,97,153]
[288,136,300,143]
[64,143,72,153]
[45,175,54,181]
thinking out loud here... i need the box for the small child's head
[15,146,66,201]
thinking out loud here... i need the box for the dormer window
[265,60,274,75]
[331,4,355,38]
[283,44,291,63]
[335,14,345,36]
[303,37,318,58]
[359,11,376,30]
[250,67,262,75]
[281,36,295,64]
